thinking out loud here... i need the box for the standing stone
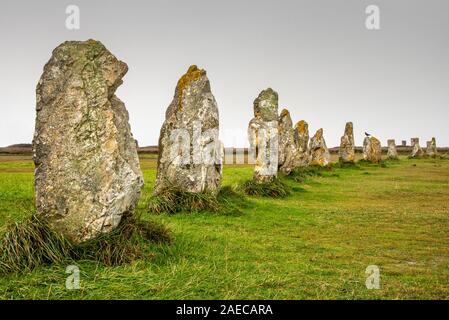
[278,109,297,174]
[309,128,330,167]
[363,136,382,163]
[410,137,424,158]
[248,88,279,182]
[33,40,144,243]
[154,65,222,195]
[293,120,310,167]
[339,122,355,163]
[426,137,438,158]
[387,139,399,159]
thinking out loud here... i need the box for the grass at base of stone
[0,214,171,275]
[216,185,248,216]
[242,177,291,198]
[148,187,221,214]
[333,161,361,169]
[72,216,172,266]
[288,165,339,182]
[148,185,248,215]
[289,167,322,183]
[0,215,72,274]
[357,159,388,167]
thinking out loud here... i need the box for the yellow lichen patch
[105,138,118,154]
[280,108,290,118]
[370,136,381,147]
[295,120,308,134]
[176,65,206,111]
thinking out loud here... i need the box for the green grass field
[0,154,448,299]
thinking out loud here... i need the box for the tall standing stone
[278,109,297,174]
[248,88,279,182]
[387,139,399,159]
[339,122,355,163]
[426,137,438,158]
[309,128,330,167]
[33,40,144,243]
[293,120,310,167]
[154,65,222,195]
[363,136,382,163]
[410,137,424,158]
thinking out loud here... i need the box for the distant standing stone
[33,40,144,243]
[294,120,310,167]
[410,137,424,158]
[363,136,382,163]
[278,109,297,174]
[309,128,330,167]
[387,139,399,160]
[339,122,355,163]
[426,137,438,158]
[248,88,279,182]
[154,65,222,195]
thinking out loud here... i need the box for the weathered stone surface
[339,122,355,163]
[426,137,438,158]
[363,136,382,163]
[33,40,143,243]
[253,88,278,121]
[410,137,424,158]
[154,65,222,195]
[248,88,279,182]
[309,128,330,167]
[387,139,399,159]
[293,120,309,167]
[278,109,297,174]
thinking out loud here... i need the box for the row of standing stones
[33,40,441,244]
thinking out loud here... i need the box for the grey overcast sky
[0,0,448,148]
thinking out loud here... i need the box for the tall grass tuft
[0,215,72,274]
[242,178,291,198]
[334,161,361,169]
[358,159,388,167]
[288,166,324,182]
[148,185,249,215]
[148,187,221,214]
[72,215,172,266]
[217,185,248,216]
[0,214,172,275]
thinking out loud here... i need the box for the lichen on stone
[309,128,330,167]
[33,40,143,243]
[175,65,206,111]
[295,120,308,135]
[154,65,222,196]
[363,136,382,163]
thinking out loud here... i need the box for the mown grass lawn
[0,154,448,299]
